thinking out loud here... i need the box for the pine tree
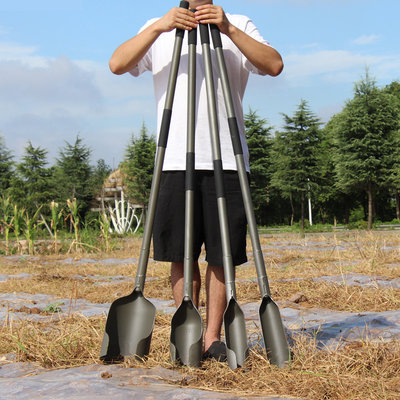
[244,109,274,225]
[320,116,357,224]
[270,100,322,228]
[121,123,156,207]
[52,136,93,216]
[0,135,14,193]
[9,141,52,215]
[92,158,113,195]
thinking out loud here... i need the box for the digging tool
[100,0,190,362]
[170,19,204,367]
[199,23,248,370]
[209,24,290,368]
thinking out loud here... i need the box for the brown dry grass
[1,230,400,399]
[0,314,103,369]
[237,279,400,312]
[1,265,398,312]
[1,312,399,400]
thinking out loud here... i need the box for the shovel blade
[100,289,156,362]
[259,295,290,367]
[170,298,203,367]
[223,298,248,369]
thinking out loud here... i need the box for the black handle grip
[210,24,222,49]
[158,109,172,148]
[213,160,225,199]
[176,1,190,38]
[188,9,197,45]
[199,23,210,44]
[188,18,197,45]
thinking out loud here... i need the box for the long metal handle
[209,24,271,298]
[199,23,236,300]
[135,0,189,291]
[183,21,197,299]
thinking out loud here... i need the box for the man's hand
[194,3,283,76]
[109,6,198,75]
[155,7,198,33]
[194,4,231,35]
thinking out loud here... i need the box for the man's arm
[195,5,283,76]
[109,7,198,75]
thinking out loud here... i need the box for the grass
[1,230,400,399]
[1,313,398,400]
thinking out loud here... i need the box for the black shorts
[153,170,248,266]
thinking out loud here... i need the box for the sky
[1,0,399,169]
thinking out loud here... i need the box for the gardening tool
[100,0,190,362]
[209,24,290,367]
[170,22,204,367]
[199,23,248,370]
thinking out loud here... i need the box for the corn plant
[99,212,112,252]
[66,198,81,253]
[0,196,13,255]
[23,206,42,255]
[50,201,63,253]
[13,204,25,254]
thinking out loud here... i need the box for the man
[109,1,283,361]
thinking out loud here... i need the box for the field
[1,230,400,399]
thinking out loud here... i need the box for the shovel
[209,24,290,367]
[199,23,248,370]
[170,20,203,367]
[100,0,190,362]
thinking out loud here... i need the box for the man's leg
[171,261,226,352]
[171,261,201,307]
[203,264,226,352]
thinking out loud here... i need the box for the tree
[9,141,52,215]
[383,80,400,219]
[121,123,156,207]
[92,158,113,195]
[0,135,14,193]
[244,109,274,225]
[52,135,93,216]
[320,116,358,224]
[270,100,322,228]
[333,71,400,229]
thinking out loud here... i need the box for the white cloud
[0,57,103,117]
[2,36,399,166]
[0,40,156,165]
[281,49,400,85]
[0,41,46,67]
[352,34,381,46]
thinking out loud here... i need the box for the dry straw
[1,231,400,399]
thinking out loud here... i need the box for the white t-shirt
[130,14,270,171]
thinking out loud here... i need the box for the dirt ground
[1,230,400,400]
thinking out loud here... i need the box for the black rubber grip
[158,109,172,148]
[199,23,210,44]
[228,117,243,155]
[210,24,222,48]
[185,153,195,191]
[188,24,197,45]
[176,1,190,38]
[213,160,225,199]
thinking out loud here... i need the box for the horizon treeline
[1,71,400,230]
